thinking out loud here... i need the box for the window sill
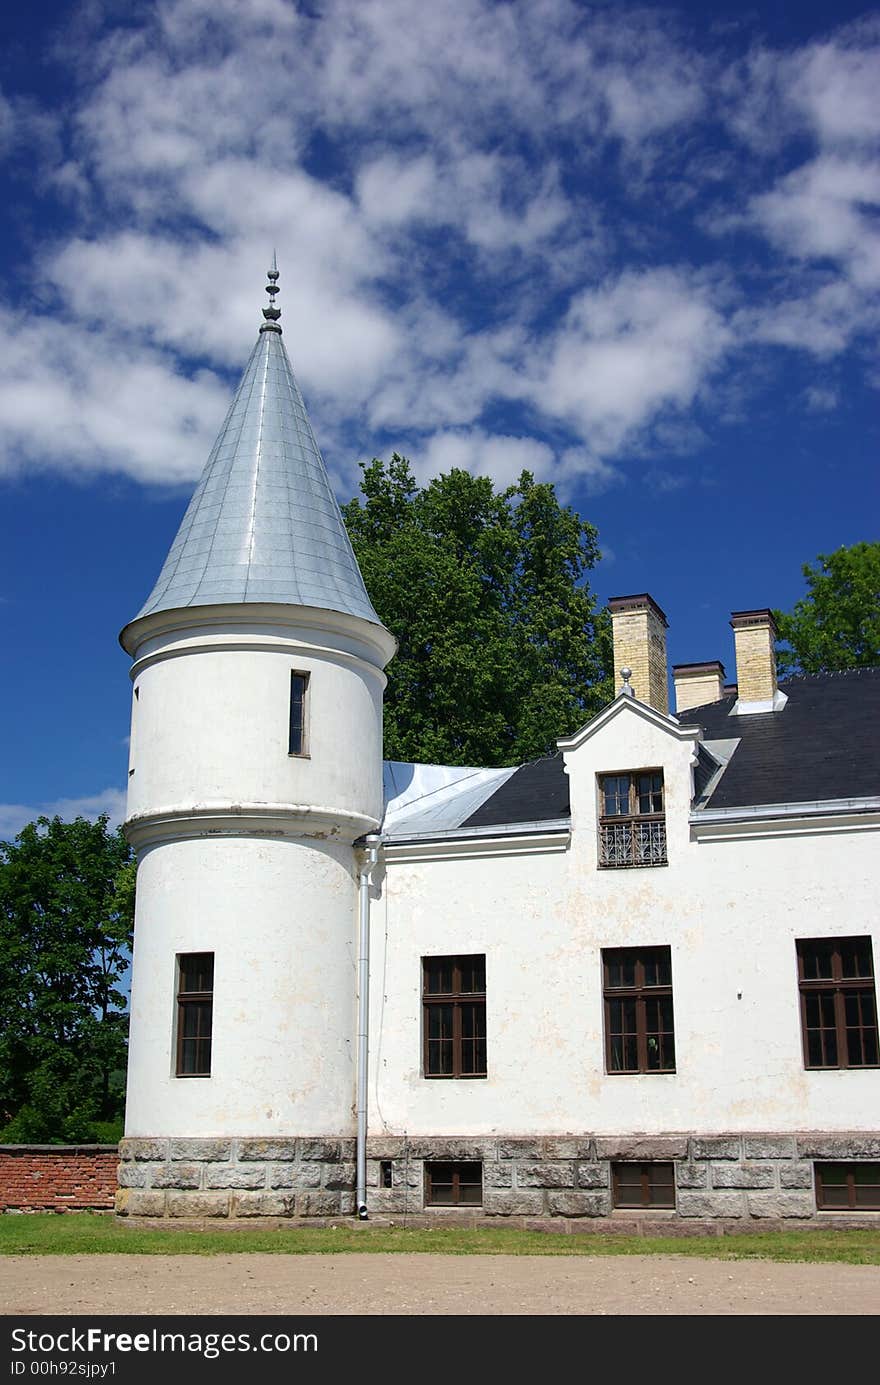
[611,1205,677,1215]
[598,860,668,870]
[423,1073,487,1080]
[605,1069,677,1077]
[803,1064,880,1072]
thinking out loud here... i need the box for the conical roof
[130,268,381,630]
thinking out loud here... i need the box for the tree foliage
[0,815,135,1143]
[343,455,612,765]
[774,542,880,678]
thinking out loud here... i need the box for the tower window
[289,671,310,756]
[176,952,214,1077]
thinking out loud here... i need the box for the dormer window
[598,770,666,867]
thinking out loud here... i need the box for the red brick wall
[0,1145,118,1212]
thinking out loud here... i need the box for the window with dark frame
[422,955,486,1078]
[288,671,309,756]
[176,952,214,1077]
[424,1161,483,1207]
[815,1163,880,1211]
[612,1162,675,1210]
[797,937,878,1070]
[598,770,666,867]
[603,946,675,1074]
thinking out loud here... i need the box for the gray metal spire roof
[131,265,381,628]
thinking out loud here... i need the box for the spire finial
[260,254,282,334]
[620,666,634,696]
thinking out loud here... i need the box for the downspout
[356,833,381,1219]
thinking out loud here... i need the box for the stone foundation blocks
[237,1139,296,1162]
[747,1192,816,1218]
[516,1162,575,1188]
[576,1163,609,1188]
[205,1166,266,1190]
[170,1139,231,1162]
[483,1191,544,1217]
[119,1139,168,1162]
[676,1191,745,1218]
[167,1192,230,1218]
[780,1163,813,1189]
[150,1163,202,1190]
[549,1192,611,1218]
[711,1164,774,1189]
[595,1136,688,1160]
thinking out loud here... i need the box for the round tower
[117,265,395,1219]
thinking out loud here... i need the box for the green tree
[343,455,612,765]
[774,542,880,678]
[0,814,135,1143]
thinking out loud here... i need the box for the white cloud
[0,788,127,842]
[750,157,880,290]
[803,384,839,413]
[0,0,877,501]
[0,307,229,483]
[535,269,731,455]
[787,26,880,146]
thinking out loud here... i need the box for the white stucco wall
[122,604,393,1140]
[369,700,879,1135]
[125,834,359,1136]
[126,613,387,833]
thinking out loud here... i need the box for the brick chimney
[608,593,669,714]
[730,609,786,713]
[672,660,726,713]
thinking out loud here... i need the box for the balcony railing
[599,817,667,868]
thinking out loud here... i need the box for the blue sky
[1,0,878,837]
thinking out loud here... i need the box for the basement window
[612,1162,675,1210]
[288,671,310,757]
[598,770,666,867]
[815,1163,880,1211]
[175,952,214,1077]
[424,1161,483,1207]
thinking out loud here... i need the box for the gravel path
[2,1253,879,1316]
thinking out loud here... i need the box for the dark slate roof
[681,667,880,809]
[461,668,880,828]
[463,754,569,828]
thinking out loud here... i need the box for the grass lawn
[1,1215,878,1264]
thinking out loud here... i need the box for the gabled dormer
[558,681,702,870]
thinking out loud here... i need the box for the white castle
[117,267,880,1225]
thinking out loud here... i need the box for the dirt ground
[1,1252,879,1315]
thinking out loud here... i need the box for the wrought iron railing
[599,818,667,867]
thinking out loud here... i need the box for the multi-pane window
[598,770,666,867]
[422,955,487,1078]
[796,937,878,1069]
[603,946,675,1074]
[612,1162,675,1210]
[176,952,214,1077]
[424,1161,483,1206]
[815,1163,880,1211]
[288,672,309,756]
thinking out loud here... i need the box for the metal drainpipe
[356,833,381,1219]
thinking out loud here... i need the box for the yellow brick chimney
[608,593,669,713]
[730,609,786,713]
[672,660,726,713]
